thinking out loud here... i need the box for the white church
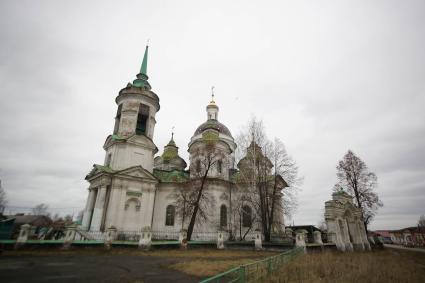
[81,46,287,240]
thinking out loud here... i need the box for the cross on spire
[211,86,215,103]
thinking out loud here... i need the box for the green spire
[140,45,148,75]
[132,43,151,89]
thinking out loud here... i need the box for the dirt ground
[0,248,276,283]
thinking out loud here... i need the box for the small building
[373,227,425,247]
[6,214,52,239]
[287,225,323,243]
[324,190,370,251]
[373,230,393,244]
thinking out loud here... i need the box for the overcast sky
[0,0,424,230]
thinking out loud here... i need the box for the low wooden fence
[199,247,304,283]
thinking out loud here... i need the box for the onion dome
[194,119,233,137]
[154,133,187,171]
[189,93,236,154]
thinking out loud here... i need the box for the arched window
[217,160,223,174]
[113,104,122,134]
[165,205,175,226]
[220,205,227,227]
[242,205,252,227]
[136,104,149,135]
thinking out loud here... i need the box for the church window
[242,205,252,227]
[113,104,122,134]
[220,205,227,227]
[165,205,175,226]
[217,160,222,174]
[136,104,150,135]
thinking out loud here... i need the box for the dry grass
[270,249,425,283]
[165,249,278,277]
[169,258,255,277]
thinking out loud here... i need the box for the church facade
[81,46,286,239]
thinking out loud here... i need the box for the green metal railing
[199,247,304,283]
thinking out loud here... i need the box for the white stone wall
[105,142,155,172]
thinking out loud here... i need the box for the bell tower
[104,45,160,173]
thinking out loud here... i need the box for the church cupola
[154,131,187,171]
[206,87,219,120]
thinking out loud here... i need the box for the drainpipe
[150,186,158,228]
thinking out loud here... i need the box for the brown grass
[169,258,255,277]
[165,249,278,277]
[270,249,425,283]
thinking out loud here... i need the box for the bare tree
[0,180,7,214]
[334,150,383,232]
[235,117,301,241]
[52,213,61,221]
[32,203,49,216]
[182,133,223,241]
[229,187,257,240]
[173,181,216,232]
[64,214,73,224]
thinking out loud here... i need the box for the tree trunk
[186,165,210,241]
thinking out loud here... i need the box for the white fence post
[138,226,152,250]
[63,224,77,249]
[295,229,307,253]
[15,224,31,249]
[217,230,225,250]
[105,226,117,249]
[179,229,188,249]
[254,229,262,250]
[313,231,323,245]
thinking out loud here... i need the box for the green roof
[94,164,115,174]
[132,45,151,89]
[140,45,148,75]
[112,134,126,141]
[153,169,189,183]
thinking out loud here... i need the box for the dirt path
[0,253,199,283]
[385,244,425,253]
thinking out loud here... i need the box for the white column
[105,187,121,229]
[90,186,107,231]
[358,221,371,250]
[344,219,353,251]
[81,189,96,230]
[335,219,346,251]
